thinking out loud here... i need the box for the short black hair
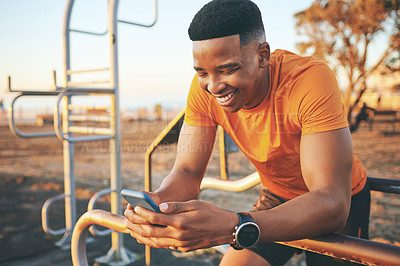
[188,0,265,46]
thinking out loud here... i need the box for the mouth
[215,89,238,106]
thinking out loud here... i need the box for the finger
[134,205,170,227]
[134,203,199,229]
[128,224,207,252]
[129,228,197,250]
[127,203,134,210]
[128,226,170,248]
[124,208,150,225]
[159,200,197,214]
[134,205,186,229]
[129,230,161,248]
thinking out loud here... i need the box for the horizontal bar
[68,105,110,111]
[67,68,109,75]
[68,80,110,85]
[279,233,400,265]
[68,115,110,122]
[118,0,158,28]
[368,177,400,194]
[70,28,107,36]
[118,19,157,28]
[200,172,260,192]
[53,87,114,93]
[7,75,60,94]
[9,129,56,138]
[8,90,60,95]
[64,135,115,143]
[68,126,113,135]
[370,119,400,123]
[373,110,398,115]
[200,176,400,195]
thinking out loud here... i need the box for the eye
[222,66,240,75]
[197,72,208,78]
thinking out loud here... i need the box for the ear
[258,42,270,69]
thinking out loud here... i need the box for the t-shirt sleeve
[289,64,348,135]
[184,74,217,127]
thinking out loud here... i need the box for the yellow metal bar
[218,126,228,180]
[144,108,185,192]
[68,115,110,122]
[71,210,130,266]
[68,105,109,111]
[200,172,260,192]
[68,126,113,135]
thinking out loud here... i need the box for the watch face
[237,223,260,247]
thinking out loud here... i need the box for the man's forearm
[252,188,350,242]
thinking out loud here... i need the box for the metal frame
[7,0,158,264]
[144,108,185,192]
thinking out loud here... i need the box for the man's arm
[125,127,354,251]
[154,123,217,202]
[125,123,239,251]
[252,127,353,241]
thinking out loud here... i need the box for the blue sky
[0,0,315,110]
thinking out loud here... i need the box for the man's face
[192,35,268,113]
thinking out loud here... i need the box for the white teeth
[217,91,235,103]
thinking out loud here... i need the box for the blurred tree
[294,0,399,121]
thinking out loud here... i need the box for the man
[125,0,370,265]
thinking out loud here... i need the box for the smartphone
[121,189,162,213]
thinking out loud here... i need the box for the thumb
[159,201,196,214]
[140,190,161,205]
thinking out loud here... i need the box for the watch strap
[236,212,254,224]
[230,212,256,250]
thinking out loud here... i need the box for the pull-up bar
[69,0,158,36]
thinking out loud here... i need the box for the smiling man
[124,0,370,265]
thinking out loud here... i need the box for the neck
[243,65,270,110]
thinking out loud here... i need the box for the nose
[206,77,225,96]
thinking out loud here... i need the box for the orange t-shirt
[184,49,367,199]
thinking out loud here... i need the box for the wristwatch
[230,212,260,250]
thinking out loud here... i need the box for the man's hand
[123,191,161,226]
[124,200,238,252]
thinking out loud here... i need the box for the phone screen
[121,189,161,213]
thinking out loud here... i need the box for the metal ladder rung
[68,105,110,111]
[67,80,110,86]
[70,28,107,36]
[69,115,110,122]
[62,87,115,93]
[67,68,109,75]
[68,126,113,135]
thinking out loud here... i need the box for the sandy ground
[0,120,399,265]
